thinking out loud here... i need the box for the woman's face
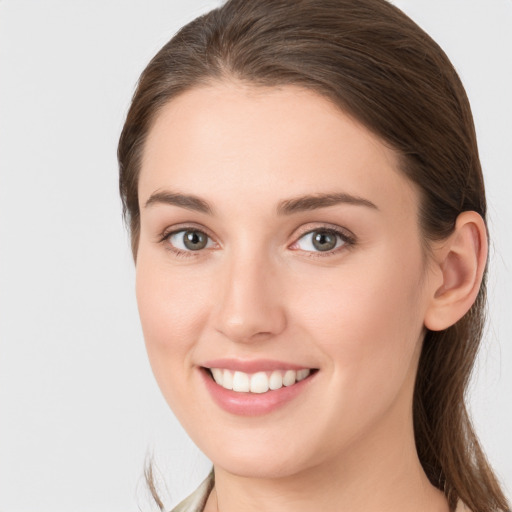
[136,83,435,478]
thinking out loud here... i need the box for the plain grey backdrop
[0,1,511,510]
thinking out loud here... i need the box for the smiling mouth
[205,367,317,394]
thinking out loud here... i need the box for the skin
[135,82,485,512]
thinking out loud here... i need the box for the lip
[199,362,317,416]
[201,358,309,373]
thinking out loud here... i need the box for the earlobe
[424,211,488,332]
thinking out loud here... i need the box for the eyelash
[158,225,356,259]
[158,225,216,259]
[290,227,355,258]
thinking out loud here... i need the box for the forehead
[139,82,418,217]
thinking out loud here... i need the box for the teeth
[296,369,310,381]
[222,369,233,390]
[283,370,296,386]
[250,372,269,393]
[209,368,312,393]
[232,371,250,392]
[269,370,283,390]
[211,368,223,386]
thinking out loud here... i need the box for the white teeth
[211,368,223,386]
[232,371,250,392]
[296,369,311,381]
[283,370,296,386]
[250,372,269,394]
[222,369,233,390]
[269,370,283,390]
[209,367,312,393]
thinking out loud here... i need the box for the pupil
[184,230,207,250]
[312,231,336,251]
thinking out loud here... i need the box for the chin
[212,454,307,480]
[197,432,325,480]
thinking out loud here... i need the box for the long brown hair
[118,1,510,510]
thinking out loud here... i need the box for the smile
[200,360,318,415]
[209,368,312,393]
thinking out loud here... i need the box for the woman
[118,0,510,511]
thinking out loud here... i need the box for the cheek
[135,255,218,426]
[135,255,210,374]
[291,248,426,406]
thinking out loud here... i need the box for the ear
[424,211,488,332]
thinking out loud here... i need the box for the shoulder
[170,472,214,512]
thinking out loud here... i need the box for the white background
[0,1,510,510]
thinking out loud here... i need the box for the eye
[166,229,215,252]
[293,229,348,253]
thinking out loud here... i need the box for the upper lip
[201,358,315,373]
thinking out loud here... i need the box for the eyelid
[159,222,217,242]
[158,223,219,256]
[157,221,355,257]
[291,222,355,242]
[289,223,356,254]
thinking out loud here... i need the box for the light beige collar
[455,501,471,512]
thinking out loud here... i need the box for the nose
[212,252,287,344]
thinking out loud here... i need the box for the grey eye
[168,229,212,251]
[296,229,344,252]
[312,231,337,251]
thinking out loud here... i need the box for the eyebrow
[277,193,378,215]
[144,191,213,215]
[143,190,378,216]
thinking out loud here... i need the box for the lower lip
[200,368,316,416]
